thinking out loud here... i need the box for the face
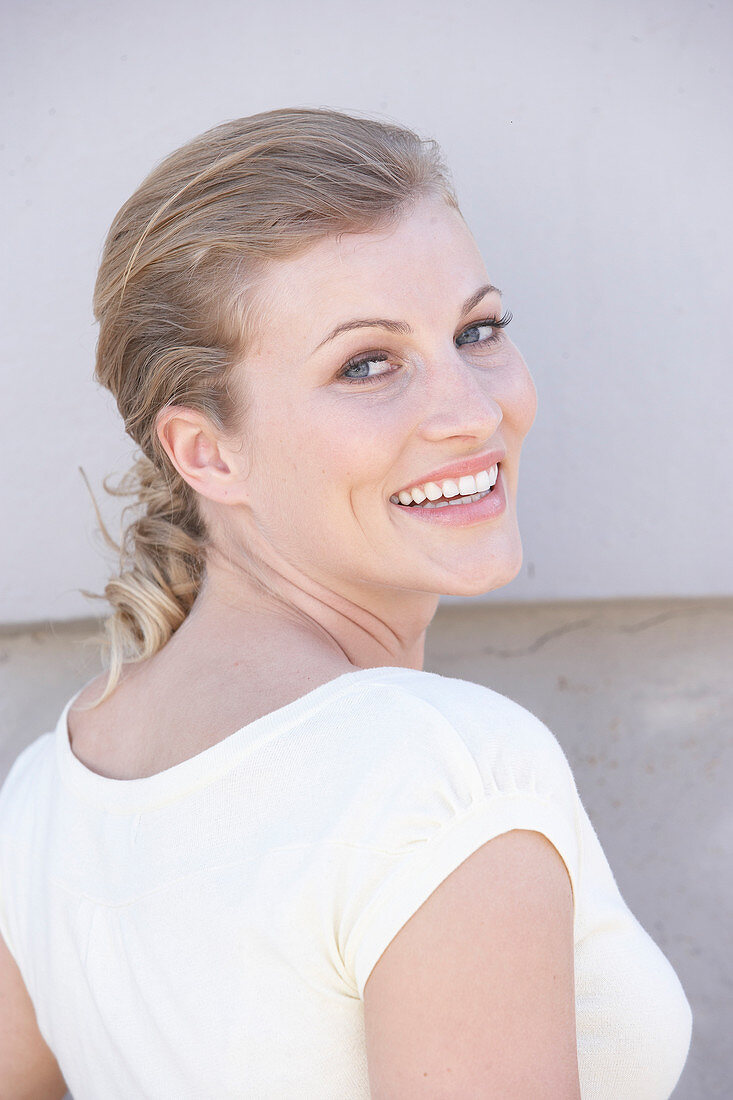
[224,193,537,607]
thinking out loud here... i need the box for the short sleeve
[329,679,583,1001]
[0,735,52,967]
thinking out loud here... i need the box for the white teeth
[421,489,490,509]
[391,463,500,506]
[476,465,498,491]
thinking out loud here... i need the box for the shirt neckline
[55,665,428,814]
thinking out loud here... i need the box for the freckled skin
[163,194,537,672]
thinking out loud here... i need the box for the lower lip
[390,466,507,527]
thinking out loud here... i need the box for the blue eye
[457,323,496,346]
[340,353,394,384]
[456,309,513,348]
[338,309,513,386]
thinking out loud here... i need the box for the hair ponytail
[78,452,206,707]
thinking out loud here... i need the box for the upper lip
[393,448,506,496]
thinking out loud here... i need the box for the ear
[155,405,248,504]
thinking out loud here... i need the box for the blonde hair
[80,106,459,706]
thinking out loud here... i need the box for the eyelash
[338,309,513,386]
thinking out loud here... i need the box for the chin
[441,537,524,598]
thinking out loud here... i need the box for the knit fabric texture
[0,666,692,1098]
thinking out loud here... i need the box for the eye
[337,308,513,387]
[339,352,397,385]
[456,308,513,348]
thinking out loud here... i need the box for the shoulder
[337,669,578,800]
[323,672,584,1001]
[345,666,559,743]
[0,733,54,823]
[0,733,56,946]
[323,669,581,857]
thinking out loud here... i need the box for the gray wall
[2,0,732,624]
[2,597,730,1098]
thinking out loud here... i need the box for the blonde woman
[0,108,692,1098]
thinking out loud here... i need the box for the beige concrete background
[1,596,729,1098]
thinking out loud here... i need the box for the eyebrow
[311,283,502,354]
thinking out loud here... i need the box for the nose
[415,348,504,443]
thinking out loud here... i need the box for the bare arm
[0,928,67,1100]
[363,828,581,1098]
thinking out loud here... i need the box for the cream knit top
[0,667,692,1098]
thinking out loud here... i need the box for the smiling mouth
[390,463,501,508]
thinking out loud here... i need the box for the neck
[179,541,439,674]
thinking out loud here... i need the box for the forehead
[248,196,487,352]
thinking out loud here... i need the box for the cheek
[501,357,537,439]
[519,366,538,434]
[263,395,396,507]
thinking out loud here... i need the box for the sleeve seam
[342,789,582,999]
[324,790,568,859]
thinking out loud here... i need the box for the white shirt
[0,666,692,1098]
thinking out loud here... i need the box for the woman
[0,107,692,1098]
